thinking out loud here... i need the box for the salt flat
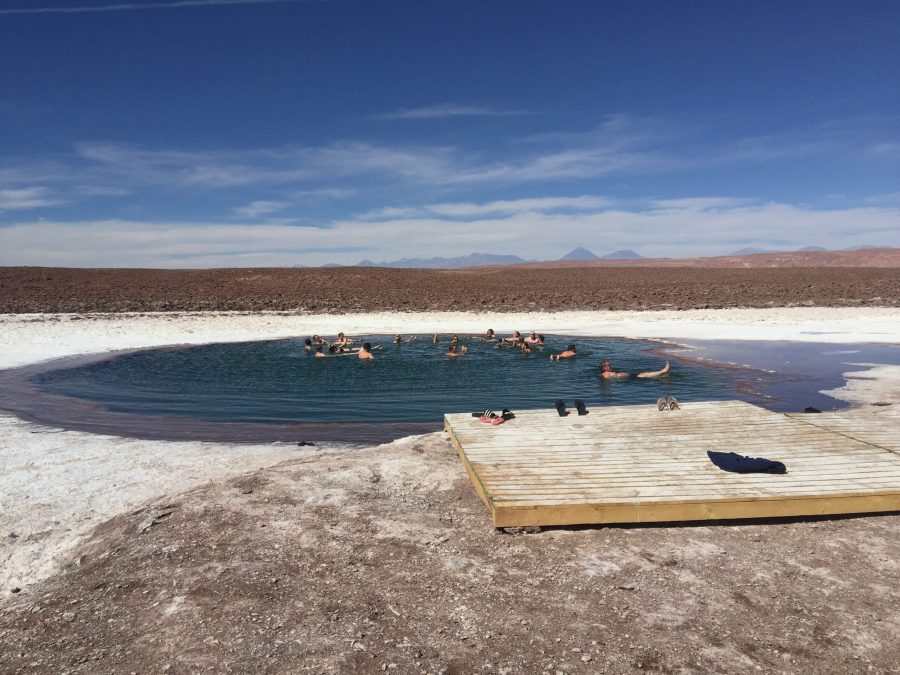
[1,308,899,590]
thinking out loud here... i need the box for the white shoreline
[2,307,900,371]
[2,308,899,593]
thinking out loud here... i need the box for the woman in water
[332,332,353,348]
[600,360,670,379]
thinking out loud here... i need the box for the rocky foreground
[2,262,899,313]
[1,433,898,674]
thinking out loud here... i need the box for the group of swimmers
[304,333,376,360]
[302,329,671,377]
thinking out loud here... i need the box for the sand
[1,308,899,590]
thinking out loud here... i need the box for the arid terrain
[2,248,899,314]
[1,433,898,675]
[1,254,899,674]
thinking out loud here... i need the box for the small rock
[62,611,76,622]
[581,654,593,663]
[11,587,21,594]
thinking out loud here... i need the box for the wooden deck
[444,400,900,527]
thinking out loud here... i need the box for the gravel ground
[2,264,898,314]
[0,432,897,674]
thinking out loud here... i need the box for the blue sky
[1,0,898,267]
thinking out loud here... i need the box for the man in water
[447,344,468,358]
[600,360,670,379]
[358,342,375,360]
[550,344,577,361]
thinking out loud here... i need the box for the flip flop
[657,396,669,411]
[490,416,506,425]
[667,396,681,410]
[555,399,568,417]
[501,408,515,420]
[575,399,588,416]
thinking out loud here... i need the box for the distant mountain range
[601,249,645,260]
[352,247,647,269]
[559,246,599,261]
[560,246,645,261]
[357,252,530,269]
[729,246,827,255]
[321,245,885,269]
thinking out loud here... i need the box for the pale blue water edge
[32,336,900,426]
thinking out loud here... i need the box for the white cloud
[650,197,752,211]
[0,187,62,212]
[233,200,289,218]
[3,199,898,267]
[371,103,535,120]
[424,196,610,217]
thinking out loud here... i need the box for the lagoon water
[35,335,752,426]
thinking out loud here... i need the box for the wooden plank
[445,401,900,527]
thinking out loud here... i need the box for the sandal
[667,396,681,410]
[479,410,497,423]
[657,396,669,411]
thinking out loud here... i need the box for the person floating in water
[550,344,577,361]
[482,329,498,342]
[312,335,324,345]
[394,334,416,344]
[358,342,375,360]
[524,331,540,344]
[600,360,670,379]
[520,341,533,354]
[304,338,313,351]
[314,344,325,358]
[447,344,468,358]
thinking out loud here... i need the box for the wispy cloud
[0,0,305,16]
[0,187,62,212]
[233,200,289,218]
[371,103,535,121]
[425,196,610,217]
